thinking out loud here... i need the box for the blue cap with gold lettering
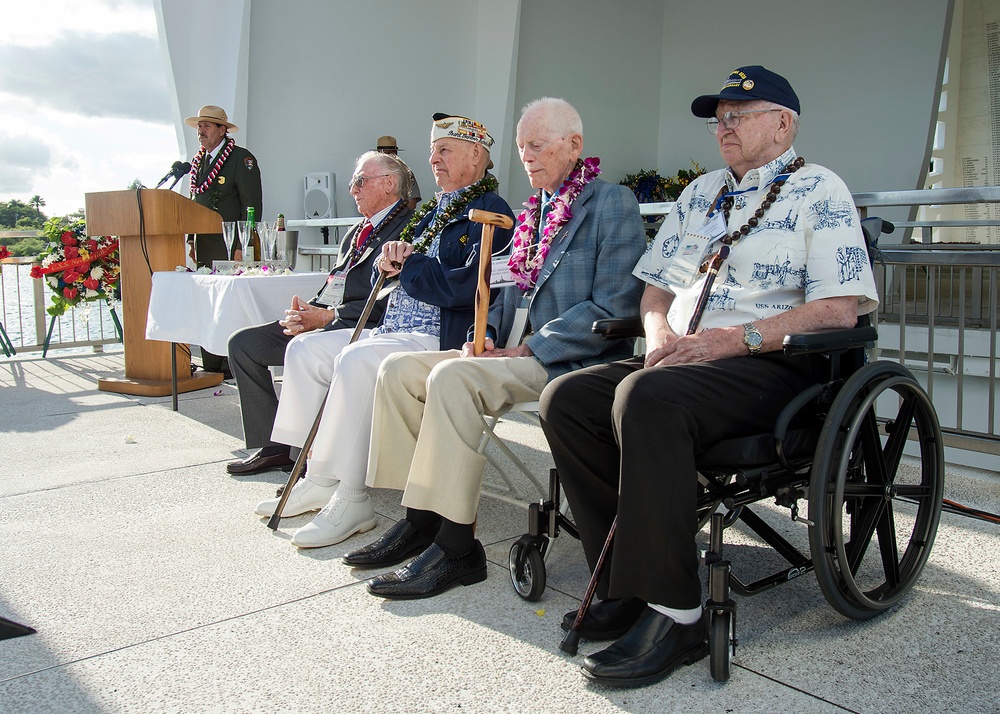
[691,65,800,118]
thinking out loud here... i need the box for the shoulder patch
[244,157,255,170]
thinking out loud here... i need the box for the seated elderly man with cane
[254,113,514,550]
[225,150,414,476]
[341,97,647,600]
[538,66,880,687]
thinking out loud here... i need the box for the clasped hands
[643,325,743,368]
[460,338,534,359]
[280,295,335,336]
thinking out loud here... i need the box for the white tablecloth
[145,271,326,355]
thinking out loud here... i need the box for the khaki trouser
[367,350,549,524]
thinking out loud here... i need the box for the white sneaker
[254,479,337,518]
[290,495,377,548]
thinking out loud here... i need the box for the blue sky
[0,0,178,217]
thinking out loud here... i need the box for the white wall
[656,0,953,227]
[157,0,954,244]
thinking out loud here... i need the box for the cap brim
[691,93,756,118]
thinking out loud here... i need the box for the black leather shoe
[226,449,294,475]
[582,608,708,688]
[562,597,646,640]
[366,542,487,600]
[343,519,435,569]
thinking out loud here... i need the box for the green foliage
[0,197,50,228]
[4,237,45,256]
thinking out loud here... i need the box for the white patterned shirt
[633,147,878,334]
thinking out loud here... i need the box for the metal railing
[853,187,1000,458]
[0,257,121,356]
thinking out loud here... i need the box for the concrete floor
[1,347,998,713]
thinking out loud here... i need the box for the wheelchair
[507,218,945,682]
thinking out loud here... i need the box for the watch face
[747,332,763,347]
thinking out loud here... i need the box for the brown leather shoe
[226,449,293,475]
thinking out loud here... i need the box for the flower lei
[400,173,500,254]
[189,137,236,195]
[30,218,121,317]
[508,157,601,290]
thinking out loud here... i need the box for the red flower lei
[190,137,236,194]
[508,157,600,290]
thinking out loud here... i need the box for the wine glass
[221,222,237,265]
[258,221,277,261]
[237,221,254,262]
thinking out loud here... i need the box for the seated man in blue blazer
[344,97,647,600]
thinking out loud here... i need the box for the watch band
[743,322,763,355]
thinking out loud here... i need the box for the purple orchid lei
[508,157,600,290]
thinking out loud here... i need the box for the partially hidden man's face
[428,137,482,193]
[349,159,394,218]
[197,121,227,152]
[516,110,582,195]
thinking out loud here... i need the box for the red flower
[64,245,80,259]
[61,231,76,245]
[63,286,79,300]
[0,245,9,260]
[62,271,78,284]
[30,265,43,279]
[83,277,100,290]
[86,239,98,251]
[77,263,90,275]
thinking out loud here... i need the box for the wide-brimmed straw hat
[184,105,239,132]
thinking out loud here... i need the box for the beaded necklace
[400,174,499,254]
[190,137,237,195]
[699,156,805,274]
[716,156,805,245]
[347,200,406,268]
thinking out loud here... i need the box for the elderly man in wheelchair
[536,65,943,687]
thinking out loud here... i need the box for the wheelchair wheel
[709,609,734,682]
[509,535,546,601]
[809,361,944,620]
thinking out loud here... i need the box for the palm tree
[28,195,45,217]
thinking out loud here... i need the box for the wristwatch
[742,322,763,355]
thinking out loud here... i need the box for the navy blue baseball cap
[691,65,800,118]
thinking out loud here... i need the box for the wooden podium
[85,189,224,396]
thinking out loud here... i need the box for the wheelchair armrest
[592,316,643,340]
[782,325,878,356]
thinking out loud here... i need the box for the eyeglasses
[706,109,782,135]
[349,173,391,188]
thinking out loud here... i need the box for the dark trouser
[194,233,231,269]
[228,320,294,449]
[538,353,823,609]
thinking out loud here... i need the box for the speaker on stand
[304,171,336,243]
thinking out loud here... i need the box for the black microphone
[155,161,185,188]
[166,162,192,190]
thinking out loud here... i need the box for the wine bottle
[246,206,259,261]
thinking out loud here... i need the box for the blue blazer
[400,190,514,350]
[488,179,646,379]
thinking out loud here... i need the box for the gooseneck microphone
[154,161,185,188]
[166,162,192,190]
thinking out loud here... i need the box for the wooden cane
[468,209,514,355]
[266,268,392,531]
[561,246,730,652]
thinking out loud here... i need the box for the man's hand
[377,241,412,277]
[644,326,743,367]
[279,295,335,336]
[460,338,534,359]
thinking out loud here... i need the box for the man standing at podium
[185,104,263,374]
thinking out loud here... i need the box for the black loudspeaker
[303,172,336,218]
